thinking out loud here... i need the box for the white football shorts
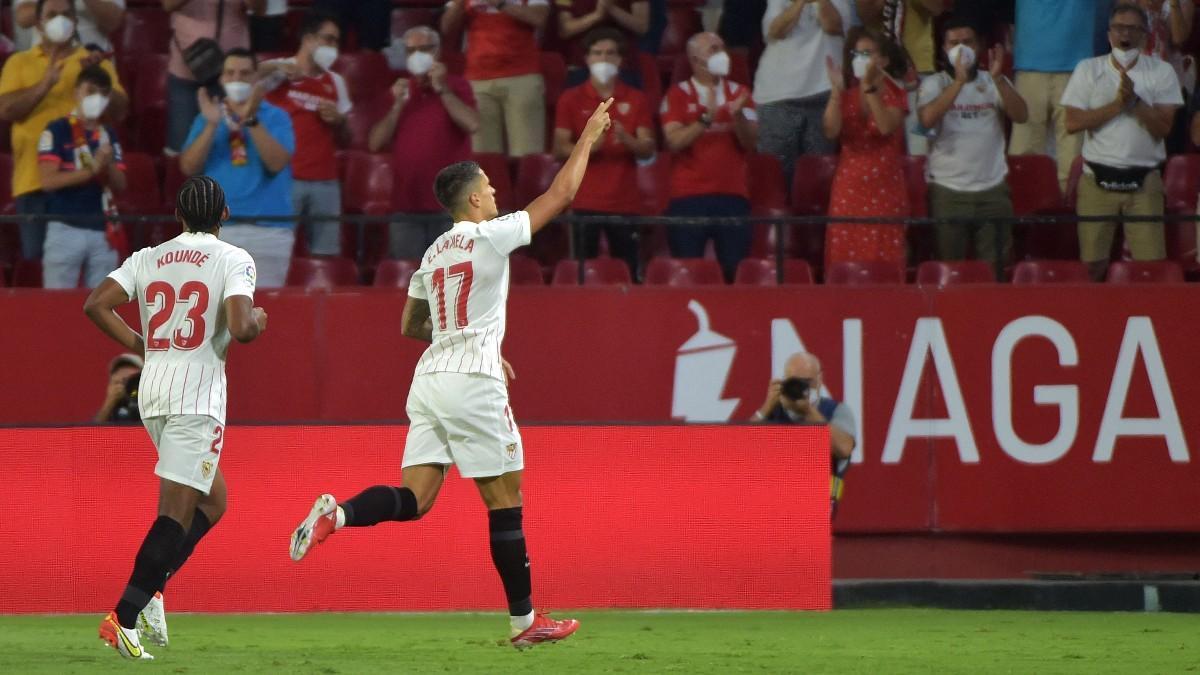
[143,414,224,494]
[402,372,524,478]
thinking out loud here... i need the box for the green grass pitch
[1,610,1196,674]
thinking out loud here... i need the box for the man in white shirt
[84,176,268,660]
[289,99,615,649]
[918,17,1028,278]
[754,0,852,184]
[1063,2,1182,281]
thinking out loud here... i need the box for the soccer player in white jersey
[84,176,268,660]
[289,99,615,648]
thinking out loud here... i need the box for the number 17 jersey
[108,231,257,424]
[408,211,532,382]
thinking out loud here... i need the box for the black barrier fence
[3,211,1197,285]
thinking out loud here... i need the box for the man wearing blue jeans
[180,49,295,286]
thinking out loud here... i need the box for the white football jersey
[408,211,532,381]
[108,231,257,424]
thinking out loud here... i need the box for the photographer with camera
[751,351,856,518]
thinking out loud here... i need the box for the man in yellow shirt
[0,0,126,260]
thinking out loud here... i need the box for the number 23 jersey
[408,211,532,382]
[108,231,257,424]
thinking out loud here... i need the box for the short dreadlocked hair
[176,176,227,233]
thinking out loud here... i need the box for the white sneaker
[99,611,154,660]
[290,494,338,561]
[138,591,168,646]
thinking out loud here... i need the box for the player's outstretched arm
[83,279,144,355]
[225,296,268,343]
[401,296,433,343]
[524,98,613,235]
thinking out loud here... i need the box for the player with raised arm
[288,99,614,648]
[84,177,268,660]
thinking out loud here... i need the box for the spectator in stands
[39,65,127,288]
[1009,0,1102,192]
[556,0,649,69]
[180,48,295,286]
[553,28,654,277]
[919,17,1027,279]
[718,0,767,50]
[260,11,350,257]
[1064,2,1181,282]
[0,0,127,261]
[94,352,141,424]
[754,0,853,187]
[369,26,479,260]
[880,1,947,156]
[750,351,856,520]
[661,32,758,283]
[250,0,288,53]
[1140,0,1194,153]
[441,0,550,158]
[313,0,390,51]
[15,0,124,52]
[165,0,261,155]
[822,27,909,272]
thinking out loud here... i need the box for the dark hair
[434,161,483,214]
[583,27,626,58]
[177,176,227,233]
[842,27,908,84]
[1110,2,1149,29]
[36,0,74,20]
[300,10,340,39]
[75,64,112,91]
[940,15,979,40]
[224,47,258,69]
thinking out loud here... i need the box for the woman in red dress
[822,27,910,273]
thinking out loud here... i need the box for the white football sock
[511,610,535,632]
[334,506,346,529]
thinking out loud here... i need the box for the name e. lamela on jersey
[425,233,475,264]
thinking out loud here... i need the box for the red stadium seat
[1105,260,1185,284]
[790,155,838,216]
[1163,154,1200,213]
[644,257,725,286]
[903,155,927,217]
[734,258,814,285]
[331,52,394,103]
[1007,154,1064,215]
[340,151,394,213]
[472,152,517,213]
[637,52,663,114]
[161,156,187,212]
[514,153,562,208]
[915,260,997,287]
[117,9,170,55]
[114,152,161,213]
[0,153,12,212]
[637,154,671,216]
[131,54,169,115]
[1011,260,1091,284]
[285,256,360,289]
[551,258,633,286]
[659,5,702,57]
[540,52,567,105]
[747,153,788,218]
[344,95,393,152]
[374,258,420,288]
[824,260,905,285]
[11,259,42,287]
[509,254,545,285]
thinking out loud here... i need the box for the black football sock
[488,507,533,618]
[339,485,418,527]
[114,516,186,628]
[163,509,214,587]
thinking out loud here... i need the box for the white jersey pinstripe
[108,231,257,424]
[408,211,532,381]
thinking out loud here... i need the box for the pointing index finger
[597,97,615,114]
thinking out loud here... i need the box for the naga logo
[671,301,740,422]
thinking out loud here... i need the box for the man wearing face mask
[749,351,857,520]
[1063,3,1181,282]
[661,32,758,283]
[0,0,127,262]
[37,65,126,288]
[180,48,295,287]
[918,17,1028,279]
[553,28,654,278]
[14,0,125,52]
[260,11,350,258]
[369,26,480,260]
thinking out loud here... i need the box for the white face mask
[312,45,338,70]
[589,61,618,85]
[42,15,74,44]
[706,51,730,77]
[1111,47,1140,69]
[406,50,435,76]
[223,81,252,104]
[80,93,109,120]
[851,55,871,80]
[946,44,976,69]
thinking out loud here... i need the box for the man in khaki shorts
[1062,3,1182,281]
